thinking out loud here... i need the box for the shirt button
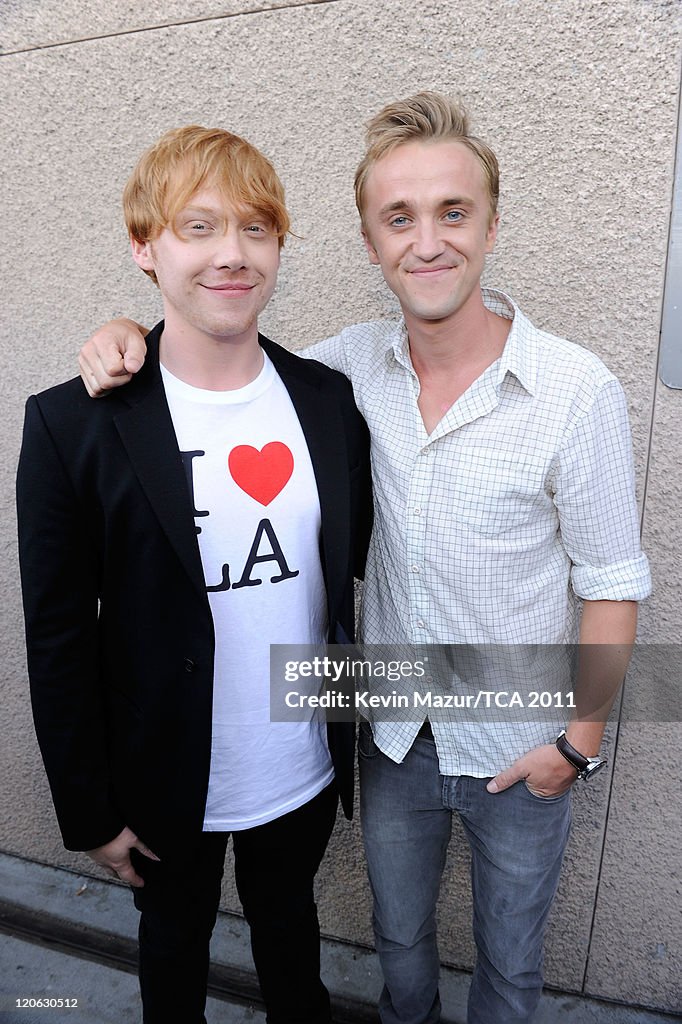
[416,619,426,628]
[184,658,195,673]
[414,507,422,515]
[411,565,420,573]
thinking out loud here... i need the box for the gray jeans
[359,723,572,1024]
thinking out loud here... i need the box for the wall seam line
[638,69,682,535]
[0,0,343,57]
[578,702,623,996]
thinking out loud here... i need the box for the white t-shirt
[161,354,333,830]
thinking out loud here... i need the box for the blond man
[18,125,371,1024]
[78,94,649,1024]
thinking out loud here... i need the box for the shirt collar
[386,287,538,396]
[387,320,413,373]
[483,288,538,396]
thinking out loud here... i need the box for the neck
[405,289,512,434]
[405,288,508,376]
[159,321,264,391]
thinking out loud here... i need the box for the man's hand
[486,743,577,798]
[78,319,149,397]
[86,825,159,887]
[487,602,637,799]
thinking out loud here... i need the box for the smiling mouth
[201,282,255,294]
[408,265,455,276]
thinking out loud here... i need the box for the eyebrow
[377,197,475,217]
[180,203,271,219]
[178,205,217,218]
[378,201,410,216]
[440,197,474,208]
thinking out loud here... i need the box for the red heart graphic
[228,442,294,506]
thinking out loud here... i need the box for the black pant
[131,782,338,1023]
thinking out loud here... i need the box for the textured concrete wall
[2,0,680,1013]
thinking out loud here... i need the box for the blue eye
[390,215,409,227]
[445,210,463,222]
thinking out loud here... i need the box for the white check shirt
[305,290,651,775]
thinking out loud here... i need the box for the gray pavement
[0,852,678,1024]
[0,932,263,1023]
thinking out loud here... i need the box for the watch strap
[556,730,590,773]
[555,730,606,780]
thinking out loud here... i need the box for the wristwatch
[555,730,607,781]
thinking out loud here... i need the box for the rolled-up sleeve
[554,378,652,601]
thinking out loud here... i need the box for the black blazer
[17,324,371,858]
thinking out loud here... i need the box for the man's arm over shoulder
[79,319,149,397]
[17,391,125,851]
[301,319,399,386]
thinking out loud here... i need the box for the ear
[130,237,156,272]
[485,213,500,254]
[361,227,381,266]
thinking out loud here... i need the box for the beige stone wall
[2,0,680,1012]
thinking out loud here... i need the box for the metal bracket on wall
[659,90,682,389]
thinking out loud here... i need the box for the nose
[411,220,445,262]
[211,225,248,269]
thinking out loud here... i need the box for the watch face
[583,760,607,780]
